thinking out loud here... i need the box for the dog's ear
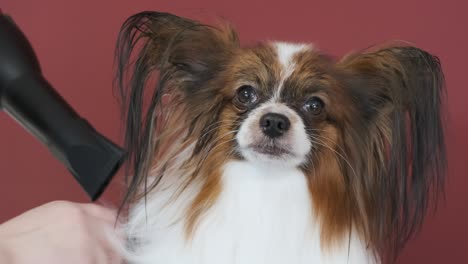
[114,12,239,205]
[337,46,447,259]
[115,11,238,91]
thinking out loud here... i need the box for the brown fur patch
[185,106,239,237]
[304,125,353,248]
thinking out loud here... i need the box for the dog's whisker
[199,123,241,141]
[309,136,358,181]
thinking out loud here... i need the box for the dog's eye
[303,97,324,115]
[236,85,258,105]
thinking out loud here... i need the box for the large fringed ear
[114,11,239,205]
[115,11,239,98]
[338,45,447,260]
[115,11,239,118]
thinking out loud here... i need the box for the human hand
[0,201,124,264]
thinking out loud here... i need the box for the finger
[93,225,126,264]
[80,203,118,223]
[90,218,126,250]
[104,247,124,264]
[92,243,109,264]
[97,246,119,264]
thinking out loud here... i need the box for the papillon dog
[114,11,447,264]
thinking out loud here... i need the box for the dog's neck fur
[124,159,375,264]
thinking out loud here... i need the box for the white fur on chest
[125,161,374,264]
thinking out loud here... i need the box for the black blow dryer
[0,12,125,201]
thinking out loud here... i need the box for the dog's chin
[238,144,306,168]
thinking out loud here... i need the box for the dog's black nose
[259,113,290,138]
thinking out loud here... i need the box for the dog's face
[220,43,346,168]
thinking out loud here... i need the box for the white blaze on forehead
[273,42,312,100]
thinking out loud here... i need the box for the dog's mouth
[249,143,291,157]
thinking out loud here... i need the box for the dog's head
[115,11,447,261]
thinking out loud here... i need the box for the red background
[1,0,467,263]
